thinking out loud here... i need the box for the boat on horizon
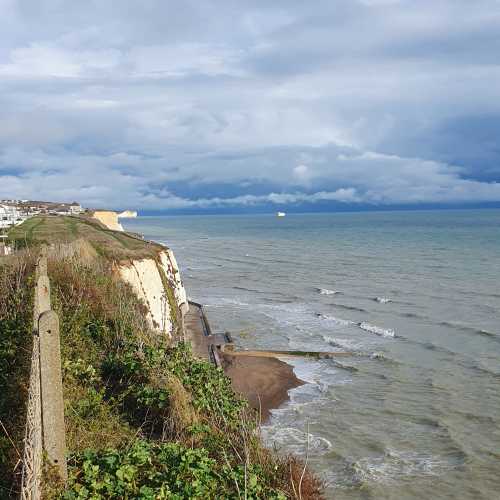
[276,211,286,217]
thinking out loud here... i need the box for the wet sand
[184,302,305,422]
[221,352,304,422]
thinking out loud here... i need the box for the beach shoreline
[221,352,304,422]
[183,299,304,421]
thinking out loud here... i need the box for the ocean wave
[400,311,424,319]
[359,322,395,338]
[316,288,340,295]
[477,329,500,340]
[369,352,400,365]
[317,314,355,326]
[322,336,366,354]
[232,285,263,293]
[218,298,249,307]
[353,450,456,483]
[331,360,359,372]
[332,303,367,313]
[319,315,396,338]
[374,297,392,304]
[262,427,333,456]
[439,321,500,341]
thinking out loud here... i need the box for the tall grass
[0,252,35,498]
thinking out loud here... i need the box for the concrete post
[36,275,50,316]
[33,284,39,333]
[36,256,47,280]
[38,310,67,480]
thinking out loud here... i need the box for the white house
[0,204,25,228]
[69,202,83,214]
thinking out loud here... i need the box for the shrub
[0,257,34,496]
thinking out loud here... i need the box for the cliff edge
[7,215,188,338]
[116,248,188,336]
[91,210,124,231]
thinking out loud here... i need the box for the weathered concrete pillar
[33,285,39,334]
[36,256,47,280]
[36,275,50,316]
[38,310,67,480]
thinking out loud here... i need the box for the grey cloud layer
[1,0,500,208]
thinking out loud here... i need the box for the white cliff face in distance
[117,249,189,337]
[118,210,138,218]
[91,211,124,231]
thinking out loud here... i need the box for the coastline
[2,214,325,498]
[183,298,304,421]
[221,352,304,421]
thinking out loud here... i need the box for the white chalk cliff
[118,210,138,218]
[117,249,188,337]
[91,211,124,231]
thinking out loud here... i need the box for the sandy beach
[221,352,304,422]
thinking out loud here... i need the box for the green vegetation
[0,253,34,497]
[8,216,163,260]
[47,257,322,499]
[0,218,323,499]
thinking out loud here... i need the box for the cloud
[2,143,499,210]
[0,0,499,210]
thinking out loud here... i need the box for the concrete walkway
[184,301,227,366]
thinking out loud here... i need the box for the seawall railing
[20,248,67,500]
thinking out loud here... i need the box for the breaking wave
[317,288,340,295]
[262,427,333,456]
[353,449,457,483]
[333,303,367,313]
[319,315,396,338]
[359,322,396,338]
[317,314,355,326]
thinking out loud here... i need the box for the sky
[1,0,500,213]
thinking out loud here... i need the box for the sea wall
[91,211,124,231]
[117,249,188,337]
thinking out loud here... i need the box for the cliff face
[117,249,188,337]
[9,214,187,338]
[91,211,124,231]
[118,210,138,218]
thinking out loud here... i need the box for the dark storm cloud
[0,0,499,209]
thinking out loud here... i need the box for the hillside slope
[8,216,188,338]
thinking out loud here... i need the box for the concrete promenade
[183,300,228,366]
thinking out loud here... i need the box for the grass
[8,216,164,261]
[0,252,35,498]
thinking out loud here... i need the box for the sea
[122,209,500,500]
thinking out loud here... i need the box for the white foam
[318,314,355,326]
[218,297,249,307]
[318,288,339,295]
[375,296,392,304]
[353,450,452,483]
[262,426,333,456]
[359,322,395,338]
[322,335,365,352]
[285,357,326,385]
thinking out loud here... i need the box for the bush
[0,258,34,496]
[63,440,287,500]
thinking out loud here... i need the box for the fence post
[20,255,48,499]
[38,310,67,480]
[36,275,50,317]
